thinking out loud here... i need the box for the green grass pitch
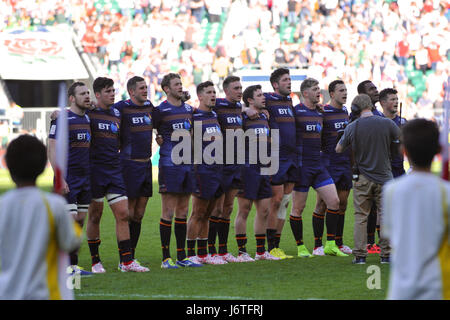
[0,167,394,300]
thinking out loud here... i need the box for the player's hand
[156,134,163,146]
[62,180,70,194]
[261,109,270,119]
[50,110,60,120]
[245,107,259,120]
[181,91,191,102]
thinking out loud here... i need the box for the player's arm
[335,124,352,153]
[242,104,269,120]
[389,121,401,159]
[152,106,164,146]
[47,122,69,194]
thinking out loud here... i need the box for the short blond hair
[351,94,373,111]
[300,77,319,95]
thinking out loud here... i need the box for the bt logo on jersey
[334,121,347,130]
[77,133,89,141]
[98,123,110,130]
[132,117,145,124]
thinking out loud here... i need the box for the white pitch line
[76,293,254,300]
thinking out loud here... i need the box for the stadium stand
[0,0,449,127]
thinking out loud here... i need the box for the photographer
[336,94,400,264]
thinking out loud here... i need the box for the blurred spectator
[6,102,23,134]
[0,0,448,118]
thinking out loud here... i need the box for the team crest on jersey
[110,122,119,133]
[112,108,120,117]
[184,119,192,130]
[184,104,192,112]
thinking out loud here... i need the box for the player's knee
[326,196,340,211]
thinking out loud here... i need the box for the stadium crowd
[1,0,449,120]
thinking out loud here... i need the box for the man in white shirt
[382,119,450,300]
[0,135,81,300]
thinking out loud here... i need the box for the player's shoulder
[215,98,230,107]
[182,103,193,113]
[110,105,121,118]
[143,100,154,108]
[264,92,279,100]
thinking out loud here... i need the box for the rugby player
[114,76,154,267]
[379,88,407,178]
[264,68,297,259]
[48,81,93,275]
[290,78,347,257]
[235,85,280,261]
[186,81,225,265]
[207,76,243,263]
[312,80,352,255]
[86,77,148,272]
[153,73,196,269]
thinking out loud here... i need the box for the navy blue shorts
[90,163,127,199]
[392,166,405,178]
[270,158,297,186]
[158,164,194,194]
[326,164,353,191]
[294,163,334,192]
[122,159,153,199]
[193,165,224,200]
[238,165,272,200]
[222,164,242,192]
[65,173,91,205]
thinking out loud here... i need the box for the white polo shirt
[0,187,81,300]
[382,171,450,300]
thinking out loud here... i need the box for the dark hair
[401,118,440,168]
[5,135,47,184]
[223,76,240,90]
[127,76,145,93]
[379,88,398,102]
[196,81,214,95]
[67,82,86,99]
[357,80,372,94]
[93,77,114,93]
[328,80,345,95]
[269,68,290,88]
[243,85,262,108]
[161,73,181,93]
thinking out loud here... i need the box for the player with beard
[312,80,353,256]
[48,82,93,275]
[153,73,196,269]
[290,78,347,257]
[264,68,297,259]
